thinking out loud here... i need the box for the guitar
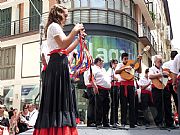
[120,45,150,80]
[151,73,169,89]
[151,67,171,89]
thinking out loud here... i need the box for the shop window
[0,46,16,80]
[0,7,11,37]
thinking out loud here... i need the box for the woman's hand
[73,23,84,34]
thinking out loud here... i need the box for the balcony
[0,8,138,38]
[133,0,155,30]
[138,23,157,55]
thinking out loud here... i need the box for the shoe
[168,125,177,129]
[112,123,118,128]
[103,123,110,128]
[87,123,96,127]
[96,124,102,130]
[145,123,150,127]
[121,124,126,128]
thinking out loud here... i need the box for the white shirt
[47,22,66,52]
[149,66,161,81]
[115,63,126,81]
[92,65,111,89]
[162,60,173,71]
[138,76,151,91]
[28,109,38,127]
[83,68,91,86]
[106,68,120,82]
[171,54,180,76]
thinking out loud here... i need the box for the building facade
[0,0,173,122]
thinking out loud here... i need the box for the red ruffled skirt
[33,126,78,135]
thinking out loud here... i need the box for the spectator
[18,104,30,133]
[9,109,19,135]
[27,104,38,129]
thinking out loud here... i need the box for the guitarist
[115,53,141,128]
[149,55,174,128]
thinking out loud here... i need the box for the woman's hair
[45,4,67,38]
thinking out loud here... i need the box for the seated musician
[115,53,141,128]
[149,55,174,128]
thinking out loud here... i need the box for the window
[0,46,16,80]
[0,7,12,37]
[90,0,105,8]
[29,0,42,31]
[122,0,130,15]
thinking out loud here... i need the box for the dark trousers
[110,86,119,124]
[95,89,110,125]
[152,87,174,126]
[87,87,95,125]
[141,93,153,124]
[71,82,79,118]
[169,84,178,113]
[120,85,135,126]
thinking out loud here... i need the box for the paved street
[20,125,180,135]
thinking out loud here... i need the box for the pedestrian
[33,4,85,135]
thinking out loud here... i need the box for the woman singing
[33,4,85,135]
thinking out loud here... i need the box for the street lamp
[29,0,44,105]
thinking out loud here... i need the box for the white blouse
[47,22,66,52]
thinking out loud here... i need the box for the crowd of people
[0,103,38,134]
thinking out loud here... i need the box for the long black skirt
[34,53,78,135]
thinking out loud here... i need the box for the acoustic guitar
[151,67,171,89]
[120,45,150,80]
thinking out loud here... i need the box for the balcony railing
[0,8,137,38]
[139,23,157,54]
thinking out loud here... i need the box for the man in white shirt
[171,54,180,125]
[27,104,38,128]
[149,55,174,128]
[115,53,140,128]
[91,57,111,128]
